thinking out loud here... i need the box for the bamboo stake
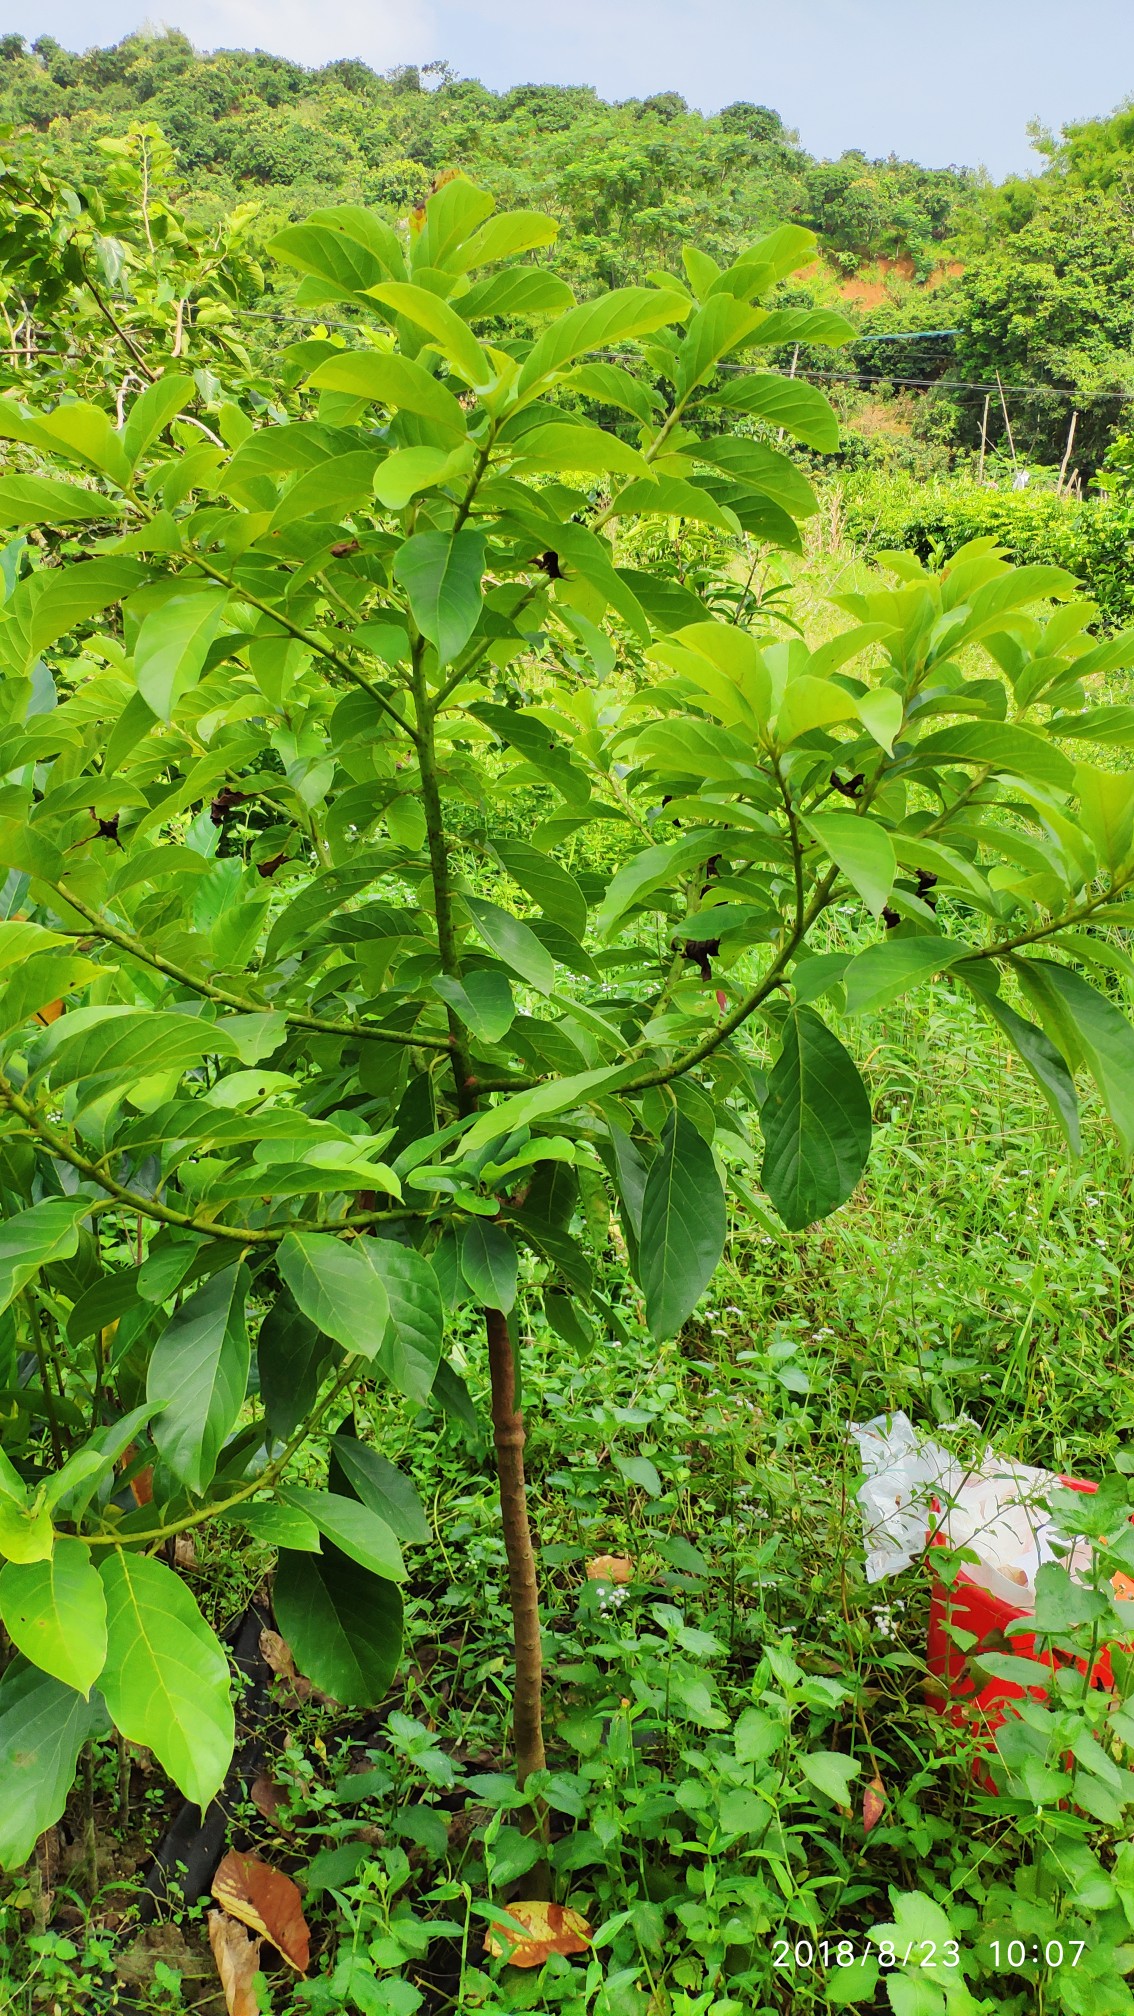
[995,371,1018,469]
[978,393,990,483]
[1057,410,1079,496]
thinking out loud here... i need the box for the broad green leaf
[462,896,555,994]
[306,351,466,433]
[459,1220,519,1313]
[701,372,840,450]
[870,1890,959,1962]
[595,832,725,941]
[760,1007,872,1230]
[510,422,650,478]
[147,1264,250,1496]
[460,1064,639,1157]
[452,209,559,271]
[257,1294,333,1441]
[0,1539,107,1696]
[614,1453,662,1497]
[18,560,144,666]
[910,722,1074,791]
[469,701,589,799]
[639,1110,726,1340]
[843,938,965,1016]
[562,362,662,425]
[229,1499,322,1551]
[433,969,516,1045]
[856,687,904,754]
[0,952,103,1037]
[370,281,493,388]
[775,675,857,745]
[0,1659,94,1870]
[328,1437,430,1545]
[608,476,741,535]
[517,286,688,395]
[393,529,485,664]
[266,449,379,533]
[1051,704,1134,745]
[696,437,817,518]
[277,1232,392,1361]
[458,268,573,318]
[373,445,465,510]
[360,1239,443,1404]
[41,1009,241,1103]
[748,307,856,347]
[0,1493,54,1566]
[960,971,1081,1154]
[0,475,123,527]
[1074,763,1134,874]
[493,840,588,942]
[123,374,195,467]
[805,814,896,918]
[268,221,389,298]
[0,921,71,972]
[412,173,496,267]
[0,1197,91,1317]
[273,1547,403,1708]
[98,1550,234,1808]
[2,402,132,488]
[133,589,229,720]
[673,295,763,399]
[278,1486,406,1581]
[824,1957,880,2006]
[1011,958,1134,1155]
[800,1749,862,1803]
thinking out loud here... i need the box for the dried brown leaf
[259,1628,336,1707]
[484,1899,592,1968]
[585,1555,633,1584]
[862,1772,887,1833]
[207,1911,262,2016]
[211,1851,310,1973]
[249,1776,287,1826]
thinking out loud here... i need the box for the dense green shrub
[838,474,1134,625]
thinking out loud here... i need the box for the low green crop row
[835,476,1134,627]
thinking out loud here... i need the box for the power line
[87,302,1129,409]
[781,365,1134,403]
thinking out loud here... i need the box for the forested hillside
[3,29,1134,474]
[0,30,976,286]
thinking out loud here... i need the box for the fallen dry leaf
[211,1851,310,1973]
[259,1628,337,1708]
[208,1911,262,2016]
[586,1555,633,1584]
[249,1776,288,1826]
[862,1772,887,1833]
[484,1900,592,1969]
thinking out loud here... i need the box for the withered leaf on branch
[211,1850,310,1972]
[484,1899,593,1968]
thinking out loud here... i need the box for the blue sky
[22,0,1134,177]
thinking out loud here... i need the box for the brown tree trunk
[484,1305,546,1788]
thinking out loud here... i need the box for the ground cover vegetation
[3,48,1134,2016]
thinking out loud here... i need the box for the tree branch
[50,883,454,1053]
[0,1076,429,1245]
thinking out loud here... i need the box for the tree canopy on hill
[3,30,1134,469]
[0,29,977,288]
